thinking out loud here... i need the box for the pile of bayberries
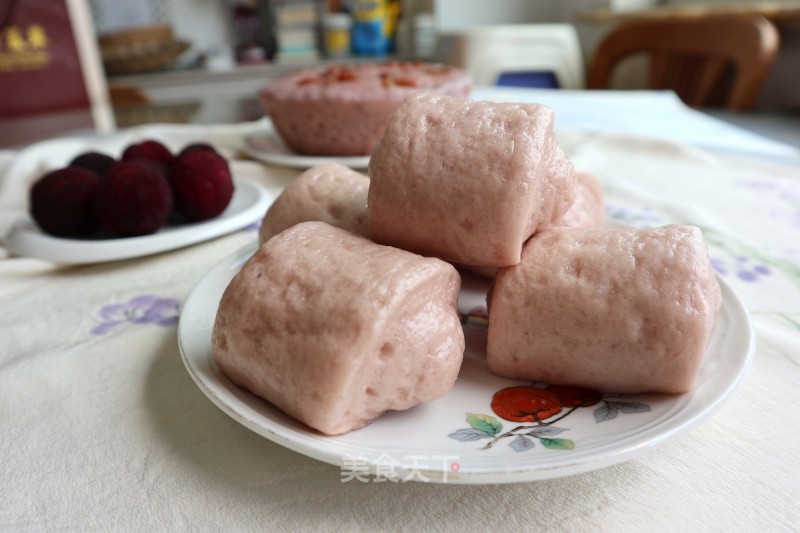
[29,140,234,238]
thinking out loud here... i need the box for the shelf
[106,56,384,103]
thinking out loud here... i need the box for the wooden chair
[586,15,780,111]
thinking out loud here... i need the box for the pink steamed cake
[258,163,370,245]
[368,92,578,268]
[212,221,465,435]
[487,224,721,394]
[259,62,472,156]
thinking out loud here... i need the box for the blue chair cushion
[496,71,559,89]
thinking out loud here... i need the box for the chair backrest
[586,15,779,110]
[439,24,585,89]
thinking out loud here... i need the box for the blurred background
[2,0,799,147]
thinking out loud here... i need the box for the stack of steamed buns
[212,92,721,436]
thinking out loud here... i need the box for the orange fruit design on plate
[491,386,563,423]
[546,385,603,408]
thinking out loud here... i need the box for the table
[2,89,799,531]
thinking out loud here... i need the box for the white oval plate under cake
[179,240,755,484]
[242,122,370,170]
[4,178,273,264]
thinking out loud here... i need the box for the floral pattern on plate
[449,385,651,452]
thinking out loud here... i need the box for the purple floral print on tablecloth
[604,203,664,227]
[736,179,800,227]
[91,295,180,335]
[711,256,772,282]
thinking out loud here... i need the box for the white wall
[434,0,559,29]
[433,0,658,30]
[168,0,234,56]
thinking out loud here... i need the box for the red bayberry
[178,143,219,158]
[170,151,234,222]
[69,151,116,177]
[30,167,100,237]
[95,161,172,236]
[122,140,173,166]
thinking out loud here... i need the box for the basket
[99,24,191,76]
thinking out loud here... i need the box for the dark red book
[0,0,114,147]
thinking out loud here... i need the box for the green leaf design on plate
[466,413,503,437]
[540,438,575,450]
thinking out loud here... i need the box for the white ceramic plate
[243,123,370,170]
[5,178,272,264]
[179,241,755,484]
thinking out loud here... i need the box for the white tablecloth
[2,92,799,531]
